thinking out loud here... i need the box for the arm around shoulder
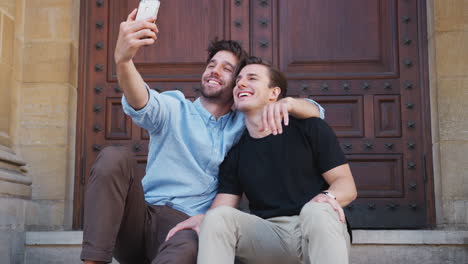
[286,97,324,119]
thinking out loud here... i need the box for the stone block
[439,141,468,199]
[14,0,25,38]
[19,83,69,146]
[23,41,71,83]
[25,246,120,264]
[0,230,25,264]
[13,36,24,81]
[435,31,468,78]
[69,42,78,87]
[441,199,468,225]
[1,12,14,65]
[426,0,435,39]
[24,0,73,40]
[431,142,444,225]
[23,230,468,264]
[437,78,468,140]
[0,198,26,228]
[0,173,32,198]
[0,0,16,18]
[25,200,65,230]
[20,145,67,200]
[434,0,468,32]
[351,245,468,264]
[0,62,12,133]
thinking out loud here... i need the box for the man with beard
[80,10,324,264]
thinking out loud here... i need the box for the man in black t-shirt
[166,57,357,264]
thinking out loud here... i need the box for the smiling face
[233,64,281,113]
[200,50,238,103]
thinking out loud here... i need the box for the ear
[269,86,281,102]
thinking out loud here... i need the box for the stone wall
[17,0,79,231]
[428,0,468,228]
[0,0,467,263]
[0,1,30,263]
[0,0,78,262]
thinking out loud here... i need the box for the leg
[147,206,198,264]
[299,202,351,264]
[80,146,147,264]
[198,206,300,264]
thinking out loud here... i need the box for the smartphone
[135,0,161,21]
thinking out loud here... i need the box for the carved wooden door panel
[76,0,433,229]
[74,0,243,228]
[249,0,432,228]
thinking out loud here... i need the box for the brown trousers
[80,146,198,264]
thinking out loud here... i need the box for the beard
[200,85,224,99]
[200,80,234,102]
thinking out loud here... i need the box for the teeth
[208,80,220,85]
[239,92,251,97]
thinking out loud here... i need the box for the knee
[202,206,239,232]
[97,146,132,166]
[300,202,338,236]
[172,229,198,251]
[159,230,198,263]
[90,146,133,180]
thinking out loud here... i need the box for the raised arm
[115,9,159,110]
[165,194,241,241]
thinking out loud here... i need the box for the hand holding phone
[136,0,161,21]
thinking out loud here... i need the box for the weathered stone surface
[20,145,67,200]
[13,36,24,82]
[25,200,64,230]
[437,78,468,141]
[0,198,26,264]
[351,245,468,264]
[24,0,72,40]
[0,0,16,18]
[441,199,468,226]
[0,62,12,134]
[23,41,71,83]
[18,83,69,146]
[69,42,78,87]
[439,142,468,199]
[0,198,26,229]
[434,0,468,32]
[1,12,15,65]
[24,230,468,264]
[0,230,25,264]
[435,31,468,78]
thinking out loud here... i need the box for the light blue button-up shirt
[122,87,324,216]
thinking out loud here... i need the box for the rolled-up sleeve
[304,98,326,119]
[122,83,176,134]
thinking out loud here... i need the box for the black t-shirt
[218,117,347,219]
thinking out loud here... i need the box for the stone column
[0,1,32,263]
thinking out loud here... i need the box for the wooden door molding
[250,0,433,228]
[75,0,434,229]
[74,0,239,229]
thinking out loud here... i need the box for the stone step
[24,230,468,264]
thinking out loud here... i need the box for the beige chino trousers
[198,202,350,264]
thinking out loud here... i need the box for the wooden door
[75,0,433,229]
[248,0,432,228]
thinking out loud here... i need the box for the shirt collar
[194,98,233,129]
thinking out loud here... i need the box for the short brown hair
[206,39,248,65]
[236,56,288,99]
